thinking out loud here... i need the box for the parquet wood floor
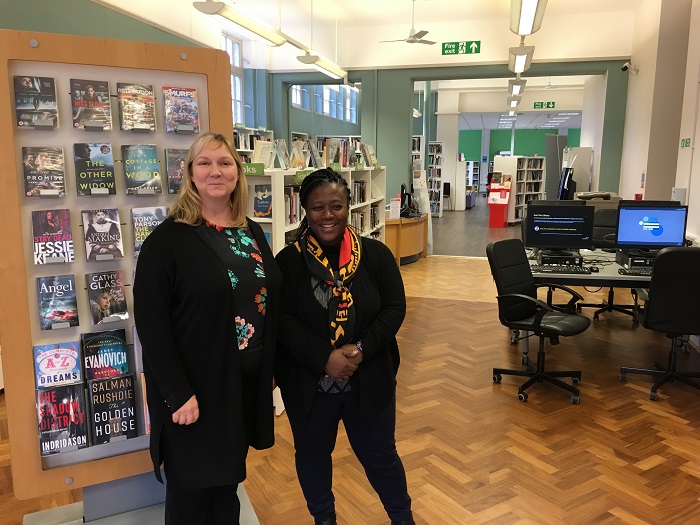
[2,255,700,524]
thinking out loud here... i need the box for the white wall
[436,92,459,212]
[580,75,607,191]
[458,88,584,113]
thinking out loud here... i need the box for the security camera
[621,61,632,72]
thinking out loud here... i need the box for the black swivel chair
[486,238,591,403]
[619,247,700,400]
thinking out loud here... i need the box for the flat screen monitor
[615,203,688,251]
[528,199,586,207]
[525,204,595,254]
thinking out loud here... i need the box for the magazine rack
[0,29,232,502]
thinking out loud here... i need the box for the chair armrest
[536,282,584,312]
[496,292,553,329]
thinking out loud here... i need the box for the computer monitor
[523,199,587,248]
[615,203,688,252]
[524,204,595,255]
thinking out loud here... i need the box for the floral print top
[198,221,267,351]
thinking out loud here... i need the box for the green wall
[567,128,581,147]
[489,130,512,160]
[458,130,482,161]
[513,129,558,156]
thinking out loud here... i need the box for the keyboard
[531,264,593,274]
[618,267,653,276]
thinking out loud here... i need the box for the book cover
[33,341,82,389]
[31,209,75,265]
[22,146,65,197]
[73,142,116,195]
[36,274,79,330]
[116,83,156,132]
[162,86,200,133]
[252,140,273,168]
[70,78,112,130]
[274,139,291,169]
[87,373,138,445]
[362,143,378,168]
[327,138,342,166]
[86,269,129,325]
[81,328,129,381]
[165,148,188,194]
[14,75,58,128]
[307,139,323,168]
[253,184,272,218]
[121,144,162,195]
[289,140,307,169]
[131,206,167,257]
[81,208,124,261]
[37,383,89,456]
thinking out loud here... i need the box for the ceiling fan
[545,77,559,90]
[380,0,436,45]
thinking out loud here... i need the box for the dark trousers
[165,480,241,524]
[287,391,412,521]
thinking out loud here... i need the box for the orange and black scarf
[297,227,361,348]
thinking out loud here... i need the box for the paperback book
[73,142,116,195]
[165,148,188,194]
[70,78,112,130]
[274,139,291,169]
[132,206,167,257]
[116,83,156,132]
[87,373,138,445]
[36,274,79,330]
[162,86,200,133]
[81,328,129,381]
[33,341,82,389]
[252,140,274,168]
[253,184,272,218]
[289,140,307,169]
[307,139,323,168]
[31,208,75,265]
[14,75,58,128]
[86,269,129,325]
[37,383,89,456]
[121,144,162,195]
[361,143,379,168]
[81,208,124,261]
[22,146,65,197]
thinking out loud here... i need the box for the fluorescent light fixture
[508,45,535,73]
[510,0,548,36]
[507,96,522,108]
[193,1,287,47]
[508,110,517,116]
[297,52,347,80]
[412,108,423,118]
[508,79,527,95]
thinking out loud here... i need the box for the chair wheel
[620,372,627,381]
[593,313,600,321]
[493,374,502,383]
[571,395,580,404]
[650,390,658,401]
[572,377,580,385]
[521,355,529,365]
[510,330,519,344]
[518,392,528,402]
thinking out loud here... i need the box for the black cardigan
[133,217,281,489]
[275,235,406,423]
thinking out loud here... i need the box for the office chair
[577,207,636,320]
[619,247,700,400]
[442,182,451,211]
[486,238,591,403]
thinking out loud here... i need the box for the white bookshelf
[428,141,443,217]
[493,155,546,223]
[233,126,273,163]
[411,135,423,171]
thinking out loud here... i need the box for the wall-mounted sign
[534,102,556,109]
[680,138,691,149]
[442,41,481,55]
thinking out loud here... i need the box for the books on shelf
[121,144,162,195]
[131,206,167,257]
[117,83,156,132]
[81,208,125,261]
[165,148,187,194]
[81,328,129,381]
[33,341,82,389]
[162,86,199,133]
[87,373,138,445]
[307,139,323,168]
[36,274,79,330]
[289,140,307,169]
[22,146,66,197]
[361,143,378,168]
[70,78,112,130]
[252,140,274,168]
[73,142,116,195]
[37,383,89,456]
[86,269,129,325]
[253,184,272,218]
[13,75,58,128]
[31,208,75,265]
[274,139,291,169]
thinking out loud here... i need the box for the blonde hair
[169,132,248,227]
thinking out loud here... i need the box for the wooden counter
[384,214,428,265]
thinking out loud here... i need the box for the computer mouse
[590,266,599,272]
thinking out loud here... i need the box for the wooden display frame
[0,29,233,500]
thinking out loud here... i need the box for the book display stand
[0,29,233,520]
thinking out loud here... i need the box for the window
[221,33,244,125]
[291,84,302,107]
[346,88,357,124]
[322,86,331,116]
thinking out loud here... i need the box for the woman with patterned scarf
[275,169,414,525]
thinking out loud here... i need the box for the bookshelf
[493,155,546,223]
[467,161,480,189]
[428,141,443,218]
[233,126,274,164]
[411,135,423,171]
[313,135,362,169]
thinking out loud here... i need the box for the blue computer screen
[615,205,688,249]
